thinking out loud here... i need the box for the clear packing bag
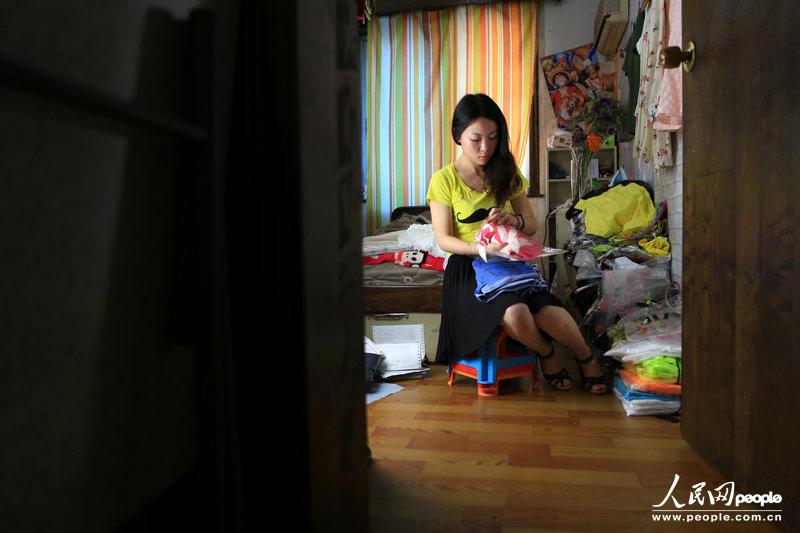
[623,314,682,341]
[603,334,682,364]
[617,298,682,341]
[573,249,602,281]
[598,261,671,326]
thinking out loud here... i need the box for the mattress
[363,262,443,287]
[362,210,444,287]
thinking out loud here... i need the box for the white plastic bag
[603,335,682,364]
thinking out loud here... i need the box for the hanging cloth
[653,0,683,131]
[620,8,645,142]
[633,0,674,167]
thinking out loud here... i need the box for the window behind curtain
[364,2,537,234]
[360,32,368,203]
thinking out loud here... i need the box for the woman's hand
[486,207,520,227]
[483,241,508,256]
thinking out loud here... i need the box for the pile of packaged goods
[603,299,682,416]
[563,179,684,416]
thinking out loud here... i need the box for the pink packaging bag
[474,222,543,262]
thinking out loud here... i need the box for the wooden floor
[367,350,779,532]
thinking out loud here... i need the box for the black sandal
[537,345,573,391]
[575,352,609,395]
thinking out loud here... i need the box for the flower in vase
[587,134,602,152]
[567,92,625,200]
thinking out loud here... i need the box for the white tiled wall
[653,132,683,284]
[618,136,683,286]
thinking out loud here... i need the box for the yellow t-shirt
[425,163,529,244]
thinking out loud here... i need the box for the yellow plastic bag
[639,236,670,256]
[575,185,656,238]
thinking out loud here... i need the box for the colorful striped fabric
[365,2,537,234]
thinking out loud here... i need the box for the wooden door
[682,1,800,519]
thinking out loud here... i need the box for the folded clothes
[624,356,681,383]
[615,395,682,416]
[613,375,681,416]
[619,369,681,396]
[473,257,548,302]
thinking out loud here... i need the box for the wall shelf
[546,145,618,211]
[544,144,619,300]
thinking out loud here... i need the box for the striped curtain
[365,2,537,234]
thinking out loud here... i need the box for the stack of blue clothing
[613,375,681,416]
[472,257,549,302]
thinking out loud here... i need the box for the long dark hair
[451,93,520,206]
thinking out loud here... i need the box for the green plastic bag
[625,356,681,384]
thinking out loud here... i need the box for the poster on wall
[540,43,618,132]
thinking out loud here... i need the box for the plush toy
[473,222,543,262]
[362,250,446,271]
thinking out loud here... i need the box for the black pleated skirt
[434,254,565,364]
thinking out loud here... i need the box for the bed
[363,206,444,313]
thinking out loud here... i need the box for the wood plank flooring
[367,354,780,532]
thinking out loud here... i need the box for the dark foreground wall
[0,0,368,531]
[0,2,237,530]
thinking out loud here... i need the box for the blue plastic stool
[447,327,539,397]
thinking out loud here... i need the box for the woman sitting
[426,93,607,394]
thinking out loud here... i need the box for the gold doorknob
[660,41,696,72]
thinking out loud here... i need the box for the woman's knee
[534,305,572,327]
[501,303,534,332]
